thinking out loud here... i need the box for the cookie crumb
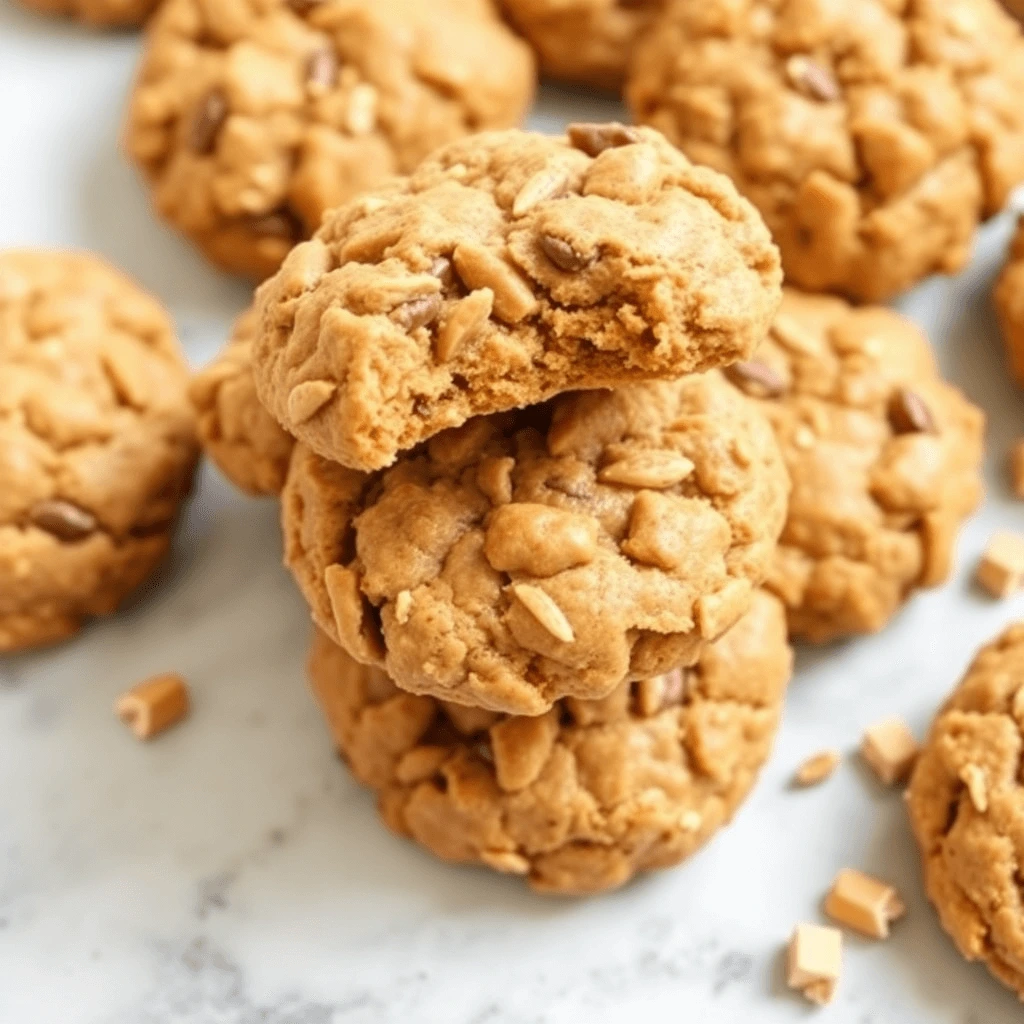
[794,749,841,787]
[860,717,918,786]
[787,923,841,1005]
[976,531,1024,597]
[115,673,190,740]
[959,763,989,813]
[1010,440,1024,499]
[824,868,906,939]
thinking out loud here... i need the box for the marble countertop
[2,6,1024,1020]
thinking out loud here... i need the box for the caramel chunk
[116,673,190,740]
[787,924,842,1005]
[977,531,1024,597]
[824,869,906,939]
[860,717,919,786]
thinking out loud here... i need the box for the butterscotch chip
[976,531,1024,598]
[794,749,841,787]
[283,373,788,714]
[861,717,919,786]
[628,0,1024,302]
[0,250,198,653]
[824,868,906,939]
[124,0,536,279]
[995,215,1024,386]
[253,126,783,472]
[307,589,793,895]
[1009,439,1024,498]
[786,924,842,1005]
[116,673,191,740]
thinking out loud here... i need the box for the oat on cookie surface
[994,214,1024,387]
[308,588,791,895]
[722,289,984,643]
[190,309,294,496]
[124,0,536,280]
[0,250,198,652]
[253,125,783,472]
[628,0,1024,302]
[907,624,1024,998]
[17,0,155,27]
[282,372,788,715]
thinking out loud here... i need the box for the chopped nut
[567,122,640,156]
[786,55,841,102]
[512,165,569,216]
[539,233,594,273]
[29,499,98,541]
[189,88,228,154]
[860,716,919,786]
[888,388,935,434]
[481,849,530,875]
[787,924,842,1006]
[430,255,455,288]
[485,504,598,577]
[510,584,575,644]
[245,208,302,240]
[287,379,337,423]
[395,745,448,784]
[476,455,515,506]
[976,531,1024,598]
[453,244,537,323]
[344,83,378,136]
[306,47,338,90]
[1010,440,1024,499]
[394,590,413,625]
[695,578,751,640]
[490,710,558,791]
[724,360,787,398]
[959,763,988,813]
[116,673,190,740]
[771,313,821,355]
[598,450,695,489]
[435,288,493,362]
[824,869,906,939]
[392,293,442,331]
[794,749,841,787]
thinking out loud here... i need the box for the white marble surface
[2,6,1024,1020]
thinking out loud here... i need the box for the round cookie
[16,0,154,27]
[190,310,294,496]
[309,588,792,895]
[724,289,984,643]
[498,0,663,91]
[0,250,199,652]
[627,0,1024,302]
[994,214,1024,387]
[907,624,1024,998]
[124,0,536,280]
[283,372,789,715]
[254,124,783,472]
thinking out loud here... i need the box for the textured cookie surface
[283,372,788,715]
[17,0,154,26]
[499,0,663,90]
[726,289,984,643]
[190,309,294,496]
[125,0,536,279]
[994,215,1024,387]
[0,250,198,652]
[908,624,1024,998]
[309,588,791,895]
[628,0,1024,302]
[254,125,782,471]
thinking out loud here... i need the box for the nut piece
[598,450,695,489]
[787,923,842,1006]
[888,388,935,434]
[959,763,989,813]
[435,288,494,363]
[510,583,575,643]
[29,499,98,541]
[824,868,906,939]
[794,749,841,787]
[288,380,337,424]
[567,122,640,157]
[539,234,594,272]
[453,243,538,323]
[785,56,841,103]
[189,88,228,155]
[485,504,598,577]
[724,360,787,398]
[1010,440,1024,499]
[976,531,1024,597]
[393,294,442,331]
[512,165,569,216]
[860,716,919,786]
[115,673,190,740]
[490,710,558,791]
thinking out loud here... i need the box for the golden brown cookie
[627,0,1024,302]
[124,0,536,280]
[16,0,154,26]
[309,588,791,895]
[190,310,294,496]
[907,623,1024,998]
[0,250,199,652]
[994,214,1024,387]
[724,289,984,643]
[283,372,789,715]
[253,125,783,472]
[499,0,663,91]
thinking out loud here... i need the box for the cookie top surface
[627,0,1024,302]
[907,624,1024,998]
[309,587,791,894]
[17,0,155,26]
[0,250,198,651]
[190,309,295,496]
[727,288,984,643]
[994,214,1024,386]
[253,125,783,471]
[283,371,789,715]
[124,0,536,279]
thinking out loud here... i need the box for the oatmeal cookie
[283,372,788,715]
[907,623,1024,998]
[627,0,1024,302]
[124,0,536,279]
[253,125,782,472]
[723,289,984,643]
[16,0,154,27]
[0,250,198,652]
[309,588,791,895]
[994,214,1024,387]
[190,309,294,496]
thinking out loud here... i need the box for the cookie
[627,0,1024,302]
[498,0,663,91]
[282,372,789,715]
[0,251,198,652]
[725,289,984,643]
[190,310,294,496]
[907,623,1024,999]
[309,587,791,895]
[124,0,536,280]
[253,125,783,472]
[16,0,154,26]
[994,214,1024,387]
